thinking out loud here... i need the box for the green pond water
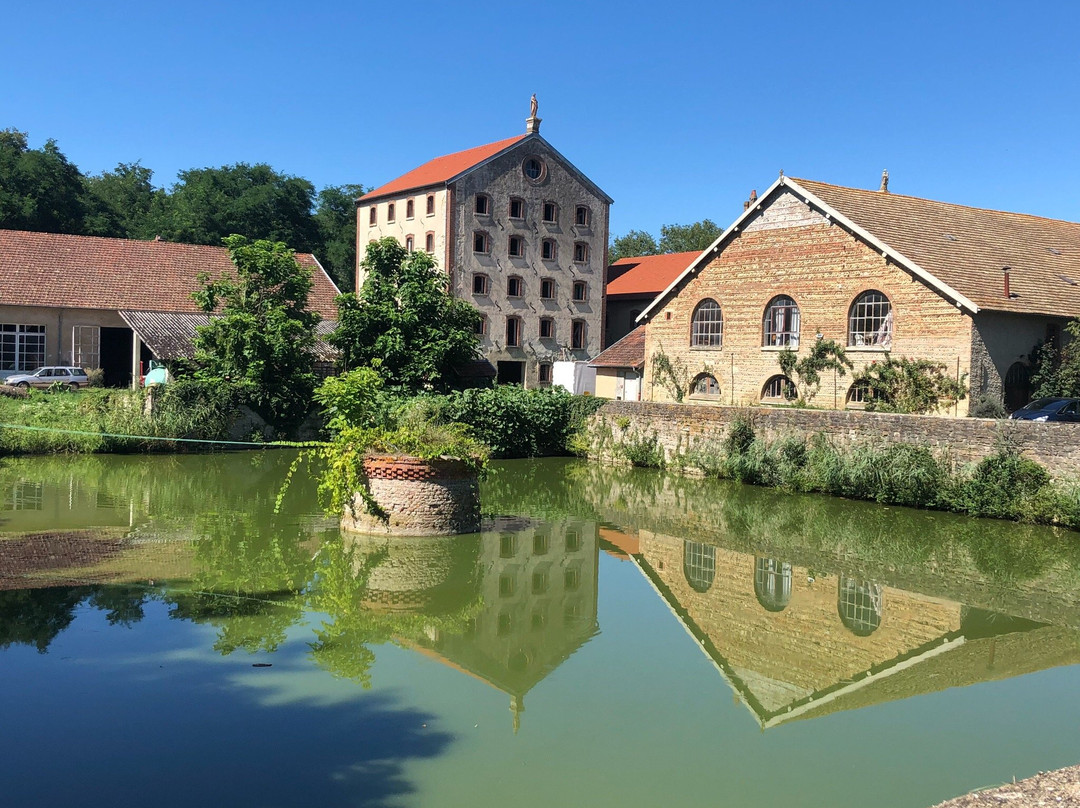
[2,451,1080,808]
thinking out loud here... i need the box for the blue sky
[4,0,1080,238]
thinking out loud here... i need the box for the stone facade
[588,399,1080,482]
[357,127,611,388]
[341,456,481,536]
[643,191,977,411]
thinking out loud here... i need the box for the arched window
[690,373,720,398]
[762,375,796,402]
[690,299,723,347]
[837,577,883,636]
[1004,362,1032,413]
[683,540,715,593]
[754,557,792,612]
[849,291,892,348]
[846,380,871,408]
[763,295,800,347]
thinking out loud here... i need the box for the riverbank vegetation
[602,415,1080,530]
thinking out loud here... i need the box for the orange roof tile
[0,230,339,318]
[590,324,645,369]
[607,252,698,296]
[359,135,527,202]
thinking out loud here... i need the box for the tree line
[0,129,362,291]
[609,219,724,262]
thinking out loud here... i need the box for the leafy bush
[969,393,1006,419]
[853,355,967,414]
[313,367,392,433]
[618,430,665,468]
[725,416,756,456]
[949,450,1054,522]
[436,386,592,458]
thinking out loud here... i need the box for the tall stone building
[357,101,612,386]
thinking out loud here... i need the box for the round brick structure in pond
[340,455,481,536]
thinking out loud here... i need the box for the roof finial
[526,95,541,134]
[779,168,784,179]
[880,169,889,193]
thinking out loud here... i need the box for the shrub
[950,450,1054,522]
[854,356,967,414]
[725,416,756,456]
[314,367,393,433]
[969,393,1006,419]
[618,430,665,468]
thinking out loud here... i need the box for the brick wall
[641,191,975,412]
[589,399,1080,481]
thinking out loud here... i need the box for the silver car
[6,366,90,390]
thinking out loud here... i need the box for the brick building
[638,174,1080,413]
[357,104,612,386]
[605,251,696,346]
[0,230,339,387]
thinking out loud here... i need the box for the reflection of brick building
[407,517,599,732]
[636,530,1078,728]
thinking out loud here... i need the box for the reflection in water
[753,557,792,613]
[637,529,1079,729]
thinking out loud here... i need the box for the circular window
[522,156,545,182]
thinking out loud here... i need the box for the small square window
[573,242,588,263]
[499,534,516,558]
[565,530,581,552]
[573,281,587,302]
[533,534,549,555]
[532,571,548,594]
[426,195,435,215]
[564,568,580,591]
[540,278,555,299]
[542,239,556,260]
[405,235,414,252]
[474,315,487,336]
[539,318,554,339]
[575,206,590,227]
[538,363,552,384]
[473,231,489,253]
[543,202,557,223]
[508,276,523,297]
[509,235,524,258]
[475,195,490,215]
[368,207,377,226]
[509,198,524,219]
[473,274,489,295]
[387,203,395,223]
[425,232,434,253]
[572,320,586,350]
[499,574,515,597]
[406,199,414,219]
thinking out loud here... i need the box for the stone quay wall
[587,400,1080,481]
[341,456,481,536]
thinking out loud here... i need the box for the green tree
[330,238,481,393]
[314,184,365,292]
[609,229,659,262]
[83,162,169,239]
[778,339,853,403]
[659,219,723,253]
[0,129,88,234]
[191,235,320,428]
[166,163,320,253]
[1031,319,1080,398]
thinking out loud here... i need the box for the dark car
[1009,397,1080,422]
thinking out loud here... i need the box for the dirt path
[932,764,1080,807]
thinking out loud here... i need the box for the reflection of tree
[87,585,149,627]
[307,537,481,688]
[0,587,92,653]
[163,511,317,655]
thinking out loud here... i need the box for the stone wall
[588,399,1080,481]
[341,456,481,536]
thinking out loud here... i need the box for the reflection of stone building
[404,517,600,732]
[637,531,1080,728]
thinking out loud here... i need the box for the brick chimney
[1003,266,1011,298]
[743,189,758,210]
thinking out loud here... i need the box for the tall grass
[683,415,1080,529]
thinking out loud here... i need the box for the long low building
[637,174,1080,413]
[0,230,340,386]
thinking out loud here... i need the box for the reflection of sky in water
[3,453,1080,807]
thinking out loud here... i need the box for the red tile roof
[359,135,528,202]
[0,230,340,318]
[607,252,698,296]
[590,324,646,369]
